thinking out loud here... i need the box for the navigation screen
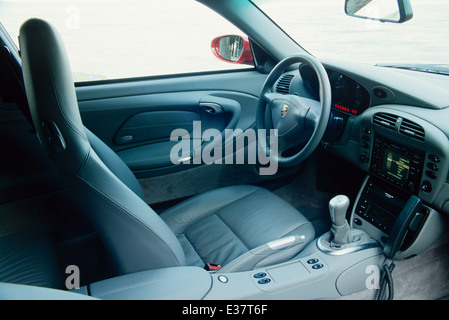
[382,150,410,183]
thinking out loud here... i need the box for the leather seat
[0,229,62,288]
[162,185,314,272]
[19,18,314,276]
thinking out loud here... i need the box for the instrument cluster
[300,65,371,116]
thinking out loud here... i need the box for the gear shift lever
[318,195,378,253]
[329,195,351,246]
[329,195,350,227]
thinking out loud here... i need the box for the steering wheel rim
[256,54,332,167]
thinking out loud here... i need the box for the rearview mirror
[345,0,413,23]
[211,35,254,65]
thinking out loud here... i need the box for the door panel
[112,94,242,174]
[77,71,264,175]
[114,110,201,146]
[79,90,248,176]
[76,70,299,204]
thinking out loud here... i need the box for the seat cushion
[0,229,62,289]
[161,185,315,269]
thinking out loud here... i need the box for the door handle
[199,102,224,114]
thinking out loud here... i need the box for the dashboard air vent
[399,118,425,142]
[373,112,425,142]
[372,113,398,131]
[275,74,294,94]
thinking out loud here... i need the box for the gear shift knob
[319,195,375,251]
[329,195,350,227]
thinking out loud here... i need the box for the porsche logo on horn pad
[281,104,289,117]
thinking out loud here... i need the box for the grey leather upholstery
[0,283,97,300]
[89,267,211,300]
[86,128,145,200]
[20,18,185,275]
[162,185,314,270]
[19,18,314,276]
[0,229,62,288]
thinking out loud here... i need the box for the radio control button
[429,154,440,163]
[421,181,432,193]
[425,171,437,179]
[360,152,370,163]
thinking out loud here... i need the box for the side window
[0,0,252,82]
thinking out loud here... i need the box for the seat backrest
[19,18,186,275]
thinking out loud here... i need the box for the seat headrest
[19,18,90,173]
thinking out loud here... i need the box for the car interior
[0,0,449,300]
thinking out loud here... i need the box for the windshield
[252,0,449,70]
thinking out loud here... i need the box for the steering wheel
[256,54,332,167]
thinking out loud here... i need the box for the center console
[351,175,445,259]
[356,109,449,208]
[350,107,449,259]
[353,177,409,235]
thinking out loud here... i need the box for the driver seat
[19,18,314,276]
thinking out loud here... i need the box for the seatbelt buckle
[205,263,222,271]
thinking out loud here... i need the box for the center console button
[258,278,271,284]
[312,263,324,270]
[253,272,267,279]
[307,258,319,264]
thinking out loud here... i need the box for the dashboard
[274,59,449,215]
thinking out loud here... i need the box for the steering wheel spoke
[303,97,323,129]
[263,91,280,104]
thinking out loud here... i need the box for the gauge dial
[354,83,363,108]
[330,73,348,105]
